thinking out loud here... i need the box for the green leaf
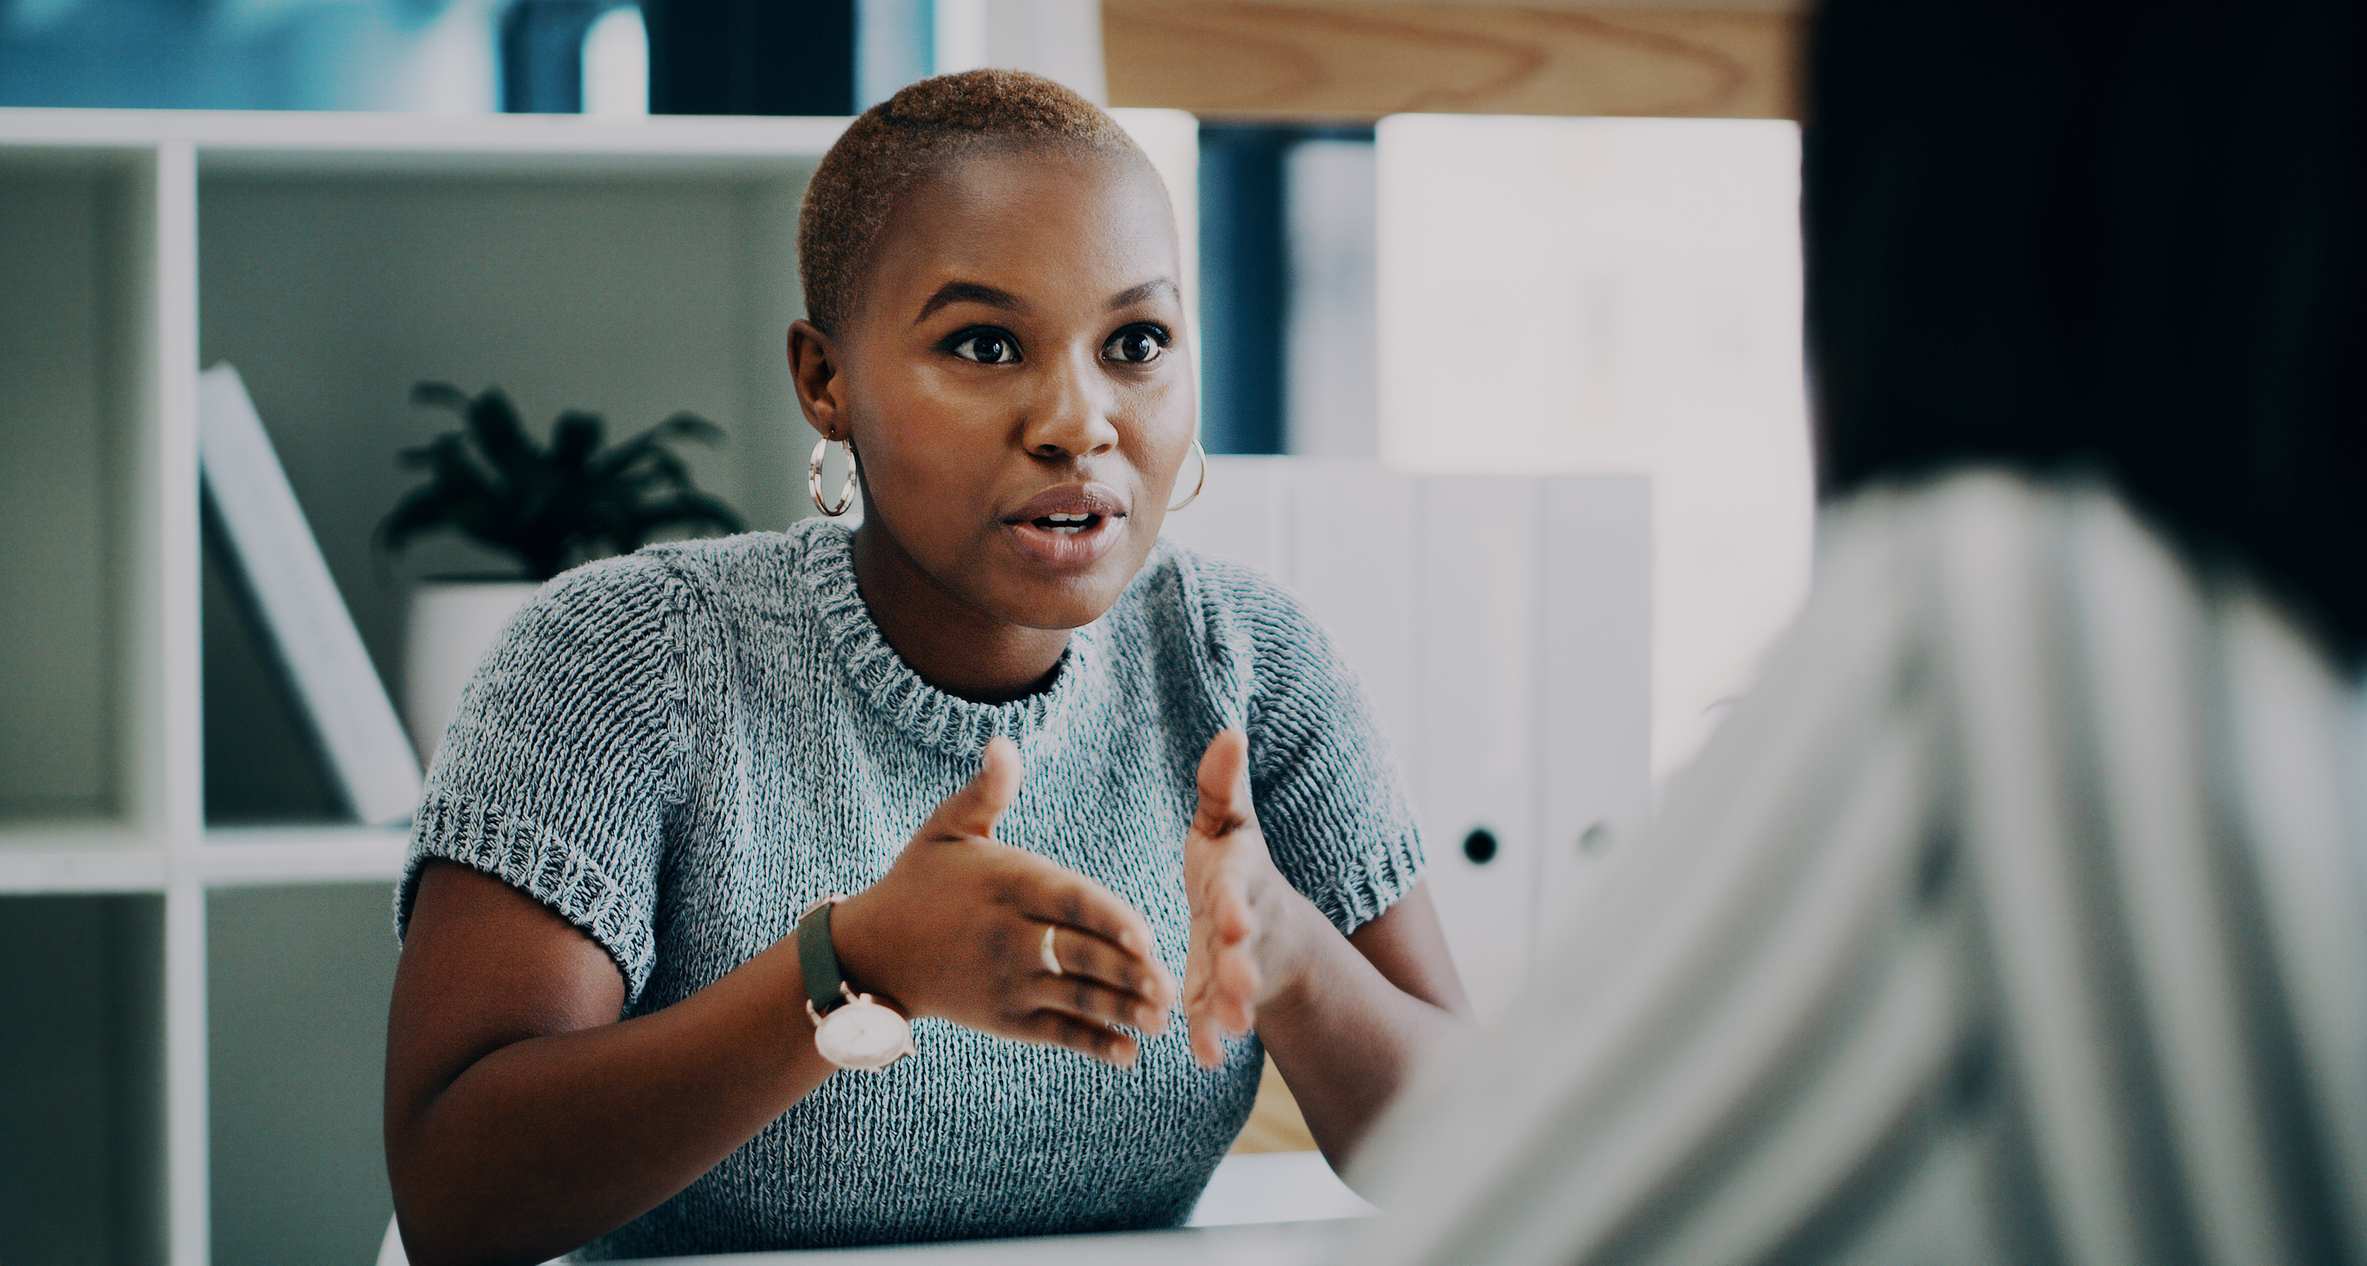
[548,412,602,471]
[615,448,695,495]
[409,381,472,415]
[464,388,541,486]
[402,433,527,558]
[374,484,459,555]
[653,412,725,443]
[410,433,501,504]
[589,413,725,481]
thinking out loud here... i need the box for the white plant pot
[402,579,541,766]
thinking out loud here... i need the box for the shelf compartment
[0,147,192,847]
[0,893,170,1265]
[206,883,402,1265]
[195,156,814,824]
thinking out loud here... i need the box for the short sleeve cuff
[1297,826,1427,937]
[394,794,659,1005]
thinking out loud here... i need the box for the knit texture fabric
[392,518,1426,1257]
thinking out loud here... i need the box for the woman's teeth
[1034,513,1098,534]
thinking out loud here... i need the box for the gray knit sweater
[392,517,1425,1257]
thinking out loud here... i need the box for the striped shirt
[1347,471,2367,1266]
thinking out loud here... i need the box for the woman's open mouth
[1000,482,1129,571]
[1031,512,1101,535]
[1004,511,1122,569]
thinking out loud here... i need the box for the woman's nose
[1020,350,1121,460]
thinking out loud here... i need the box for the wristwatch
[796,896,915,1072]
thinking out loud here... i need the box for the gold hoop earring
[810,435,858,517]
[1168,440,1208,512]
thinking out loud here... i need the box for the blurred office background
[0,0,1811,778]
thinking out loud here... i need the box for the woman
[382,71,1464,1266]
[1348,1,2367,1263]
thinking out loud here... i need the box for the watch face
[816,999,913,1071]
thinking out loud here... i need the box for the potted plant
[378,382,746,761]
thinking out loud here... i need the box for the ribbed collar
[792,520,1102,758]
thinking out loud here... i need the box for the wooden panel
[1199,0,1803,9]
[1105,3,1801,121]
[1233,1055,1320,1153]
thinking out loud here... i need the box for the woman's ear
[787,319,845,440]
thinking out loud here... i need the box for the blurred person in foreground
[1345,1,2367,1262]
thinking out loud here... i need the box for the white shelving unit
[0,107,1647,1266]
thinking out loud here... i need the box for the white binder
[198,363,422,827]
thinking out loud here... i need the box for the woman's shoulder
[500,530,805,666]
[1787,467,2357,774]
[1802,467,2184,644]
[1131,536,1304,618]
[1821,465,2190,593]
[505,548,701,647]
[639,524,815,599]
[1116,539,1348,709]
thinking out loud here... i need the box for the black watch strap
[796,899,846,1015]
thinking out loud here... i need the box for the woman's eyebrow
[914,280,1024,325]
[1108,278,1179,310]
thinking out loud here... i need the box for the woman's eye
[1104,325,1168,365]
[950,330,1020,364]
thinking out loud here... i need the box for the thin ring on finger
[1041,923,1064,977]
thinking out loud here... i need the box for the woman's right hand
[829,736,1180,1066]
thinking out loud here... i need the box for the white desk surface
[612,1153,1372,1263]
[628,1220,1354,1264]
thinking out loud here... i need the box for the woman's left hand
[1182,728,1328,1068]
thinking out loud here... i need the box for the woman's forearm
[388,937,833,1266]
[1253,902,1465,1174]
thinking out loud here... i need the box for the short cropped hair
[1806,0,2367,666]
[796,69,1150,334]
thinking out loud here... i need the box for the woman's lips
[998,480,1130,572]
[1001,511,1124,571]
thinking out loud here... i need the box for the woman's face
[806,146,1196,632]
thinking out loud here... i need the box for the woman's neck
[849,522,1072,704]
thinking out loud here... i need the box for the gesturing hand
[1182,729,1325,1068]
[833,736,1181,1067]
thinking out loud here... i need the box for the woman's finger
[1189,995,1227,1067]
[1185,922,1228,1067]
[1185,929,1260,1068]
[1027,973,1170,1035]
[1010,1009,1140,1067]
[1193,728,1255,837]
[1208,866,1253,945]
[921,736,1022,842]
[1039,923,1174,1010]
[1213,941,1259,1031]
[1184,900,1215,1009]
[1016,865,1166,973]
